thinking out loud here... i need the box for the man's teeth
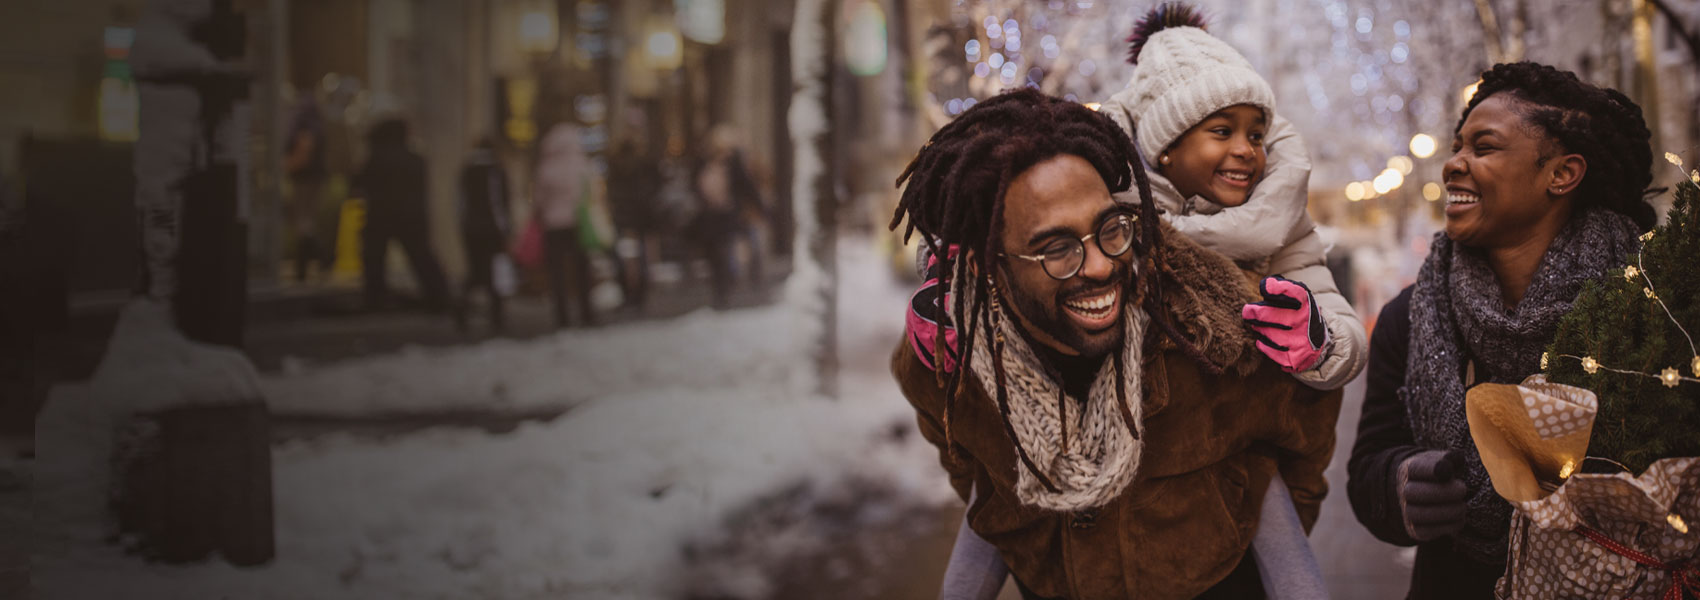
[1066,291,1117,312]
[1447,193,1480,205]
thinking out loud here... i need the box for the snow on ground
[32,238,958,599]
[259,296,798,417]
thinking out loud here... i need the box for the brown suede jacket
[892,223,1341,599]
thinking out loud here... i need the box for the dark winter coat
[355,145,429,235]
[1347,286,1505,599]
[689,151,762,243]
[608,150,662,231]
[892,223,1341,599]
[458,150,511,253]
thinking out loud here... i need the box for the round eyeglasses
[1001,212,1137,280]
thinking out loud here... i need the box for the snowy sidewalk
[31,238,958,599]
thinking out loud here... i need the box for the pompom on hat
[1122,3,1276,162]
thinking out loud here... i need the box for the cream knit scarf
[967,301,1149,512]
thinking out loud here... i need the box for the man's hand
[1396,450,1469,542]
[1242,275,1329,372]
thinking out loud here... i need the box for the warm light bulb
[1410,134,1437,159]
[1460,80,1481,107]
[1422,182,1442,201]
[1345,182,1366,202]
[1373,169,1404,194]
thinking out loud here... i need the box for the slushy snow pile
[32,240,956,599]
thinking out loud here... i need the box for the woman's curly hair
[1456,62,1659,229]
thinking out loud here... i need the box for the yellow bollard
[332,195,365,282]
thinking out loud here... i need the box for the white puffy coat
[1097,98,1368,391]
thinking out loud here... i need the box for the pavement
[1313,375,1415,598]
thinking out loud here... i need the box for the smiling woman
[1348,61,1659,600]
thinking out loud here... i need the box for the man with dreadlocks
[890,87,1340,599]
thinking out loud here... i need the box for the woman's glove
[1242,275,1330,372]
[1397,450,1469,542]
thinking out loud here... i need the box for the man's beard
[1003,261,1131,359]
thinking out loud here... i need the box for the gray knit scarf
[1404,208,1641,565]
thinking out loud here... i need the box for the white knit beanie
[1124,23,1275,162]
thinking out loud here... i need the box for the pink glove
[906,246,961,372]
[1242,275,1330,373]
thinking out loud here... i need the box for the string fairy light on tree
[1543,149,1700,472]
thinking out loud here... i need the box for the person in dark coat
[353,118,450,312]
[454,137,512,332]
[690,126,762,309]
[1347,62,1658,599]
[284,96,330,282]
[607,140,662,311]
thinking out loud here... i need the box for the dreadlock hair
[890,88,1220,492]
[1456,62,1659,230]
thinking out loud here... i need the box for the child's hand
[1242,275,1329,372]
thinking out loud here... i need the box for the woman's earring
[1159,154,1171,166]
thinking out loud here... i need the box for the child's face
[1161,104,1268,207]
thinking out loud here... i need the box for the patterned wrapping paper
[1498,458,1700,598]
[1467,376,1700,599]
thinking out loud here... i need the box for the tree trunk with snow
[1474,0,1527,63]
[788,0,839,398]
[1649,0,1700,77]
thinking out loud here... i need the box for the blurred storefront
[3,0,810,299]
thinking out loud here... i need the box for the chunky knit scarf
[1404,208,1641,564]
[966,301,1150,511]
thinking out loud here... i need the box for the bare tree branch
[1474,0,1507,62]
[1648,0,1700,77]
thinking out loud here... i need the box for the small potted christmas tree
[1468,156,1700,599]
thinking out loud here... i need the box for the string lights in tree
[1544,149,1700,472]
[1549,151,1700,390]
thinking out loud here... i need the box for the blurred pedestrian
[454,137,512,333]
[284,95,330,282]
[690,125,762,309]
[607,138,661,311]
[353,118,450,312]
[534,123,597,328]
